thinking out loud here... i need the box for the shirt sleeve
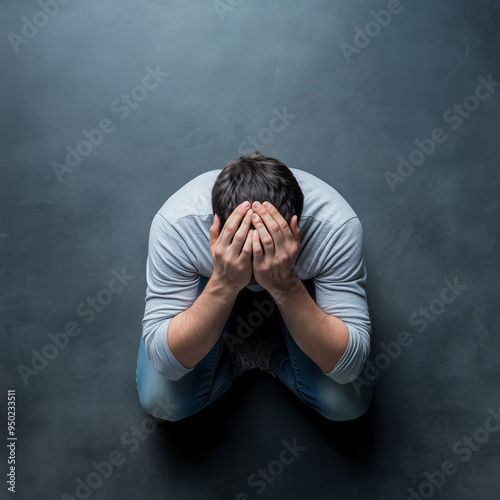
[141,213,201,381]
[314,217,371,384]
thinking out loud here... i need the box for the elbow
[324,323,371,385]
[143,322,194,382]
[146,341,190,381]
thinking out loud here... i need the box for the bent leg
[136,275,240,422]
[269,279,374,421]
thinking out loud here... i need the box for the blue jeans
[136,276,374,422]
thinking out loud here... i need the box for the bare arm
[251,201,370,383]
[168,276,238,368]
[270,277,349,373]
[168,200,256,369]
[250,202,347,371]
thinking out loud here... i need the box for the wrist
[206,275,241,301]
[268,275,303,303]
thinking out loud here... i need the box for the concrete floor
[1,0,500,499]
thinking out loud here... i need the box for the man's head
[212,151,304,231]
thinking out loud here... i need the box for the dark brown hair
[212,151,304,230]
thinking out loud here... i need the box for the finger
[220,201,251,248]
[209,214,220,248]
[252,212,274,254]
[290,215,301,245]
[231,207,254,256]
[252,226,264,261]
[240,228,253,258]
[256,202,295,252]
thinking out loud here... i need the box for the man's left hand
[250,201,301,293]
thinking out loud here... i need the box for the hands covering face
[209,200,301,294]
[249,201,301,292]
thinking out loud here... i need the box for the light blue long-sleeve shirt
[142,168,371,384]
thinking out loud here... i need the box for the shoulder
[290,168,360,242]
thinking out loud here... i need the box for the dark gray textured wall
[1,1,499,499]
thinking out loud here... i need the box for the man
[136,152,374,422]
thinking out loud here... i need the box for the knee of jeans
[314,384,373,422]
[138,381,208,422]
[317,397,370,422]
[299,376,373,422]
[137,383,186,422]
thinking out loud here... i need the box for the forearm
[271,278,349,373]
[168,277,238,369]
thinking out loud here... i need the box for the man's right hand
[209,201,254,294]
